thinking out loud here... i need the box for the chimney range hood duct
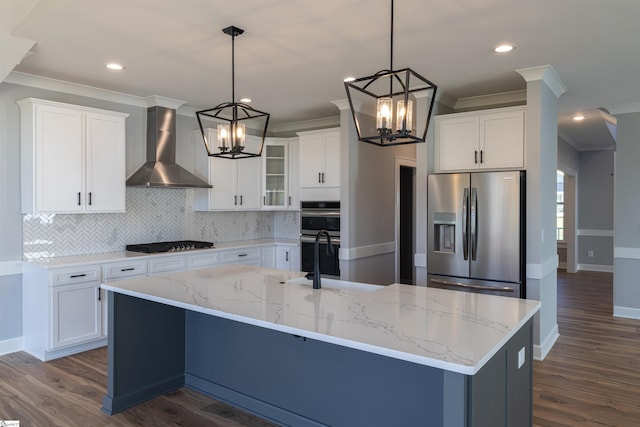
[126,106,212,188]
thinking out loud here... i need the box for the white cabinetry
[148,255,187,276]
[23,264,106,361]
[219,247,262,266]
[18,98,128,214]
[194,130,262,211]
[276,245,300,271]
[298,128,340,200]
[261,137,300,210]
[435,106,525,172]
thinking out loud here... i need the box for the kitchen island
[101,264,539,426]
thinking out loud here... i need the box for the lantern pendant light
[196,26,270,159]
[344,0,437,146]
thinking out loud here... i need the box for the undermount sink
[287,277,382,292]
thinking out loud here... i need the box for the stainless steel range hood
[126,105,212,188]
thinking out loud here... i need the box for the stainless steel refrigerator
[427,171,525,298]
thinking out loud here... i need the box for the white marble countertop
[21,238,299,269]
[101,264,540,375]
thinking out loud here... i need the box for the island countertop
[101,264,540,375]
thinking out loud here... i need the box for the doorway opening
[395,158,416,284]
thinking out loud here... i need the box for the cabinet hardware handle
[480,150,484,164]
[322,172,326,183]
[70,273,87,278]
[234,195,237,205]
[474,150,478,164]
[288,196,291,206]
[97,287,101,301]
[77,192,81,205]
[120,267,135,272]
[263,196,266,204]
[286,251,289,262]
[238,253,248,257]
[240,195,243,205]
[318,172,321,183]
[88,192,92,205]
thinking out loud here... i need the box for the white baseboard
[577,264,613,273]
[534,324,559,361]
[0,336,23,356]
[614,306,640,320]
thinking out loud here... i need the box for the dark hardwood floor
[533,270,640,426]
[1,270,639,426]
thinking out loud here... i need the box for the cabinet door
[36,104,84,212]
[299,134,325,188]
[210,157,237,210]
[480,110,525,169]
[237,156,262,209]
[85,112,126,212]
[276,246,291,270]
[51,282,102,349]
[437,115,480,171]
[263,141,288,209]
[322,131,341,187]
[287,137,300,209]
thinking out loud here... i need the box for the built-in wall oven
[300,201,340,277]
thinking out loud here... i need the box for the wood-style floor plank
[533,270,640,427]
[2,270,640,425]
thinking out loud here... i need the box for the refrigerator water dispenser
[434,212,456,253]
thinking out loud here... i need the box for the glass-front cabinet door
[262,140,288,209]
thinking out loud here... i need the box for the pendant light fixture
[344,0,437,146]
[196,26,270,159]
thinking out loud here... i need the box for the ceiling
[6,0,637,150]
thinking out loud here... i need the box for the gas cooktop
[126,240,214,253]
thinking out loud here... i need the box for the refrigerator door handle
[429,278,515,293]
[470,187,478,260]
[462,188,469,260]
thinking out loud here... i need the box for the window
[557,170,564,242]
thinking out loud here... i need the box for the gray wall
[338,105,416,285]
[613,111,640,316]
[558,137,579,173]
[577,150,614,268]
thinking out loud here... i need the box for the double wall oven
[300,201,340,278]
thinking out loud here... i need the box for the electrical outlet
[518,347,526,369]
[588,250,594,258]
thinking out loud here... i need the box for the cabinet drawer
[220,248,262,264]
[149,255,186,275]
[187,251,220,270]
[103,259,148,281]
[51,266,101,286]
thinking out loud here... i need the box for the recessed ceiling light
[240,97,252,103]
[494,44,515,53]
[343,76,356,82]
[106,63,124,70]
[572,114,585,121]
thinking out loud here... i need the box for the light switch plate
[518,346,526,369]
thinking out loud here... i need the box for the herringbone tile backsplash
[23,188,299,259]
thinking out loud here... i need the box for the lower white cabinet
[220,247,262,266]
[148,254,186,276]
[23,263,106,361]
[22,242,300,361]
[50,281,102,350]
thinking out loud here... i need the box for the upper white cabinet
[194,130,262,211]
[18,98,128,214]
[435,106,525,172]
[298,128,341,201]
[261,137,300,210]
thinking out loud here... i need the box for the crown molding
[454,90,526,111]
[608,103,640,115]
[516,65,567,98]
[270,116,340,135]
